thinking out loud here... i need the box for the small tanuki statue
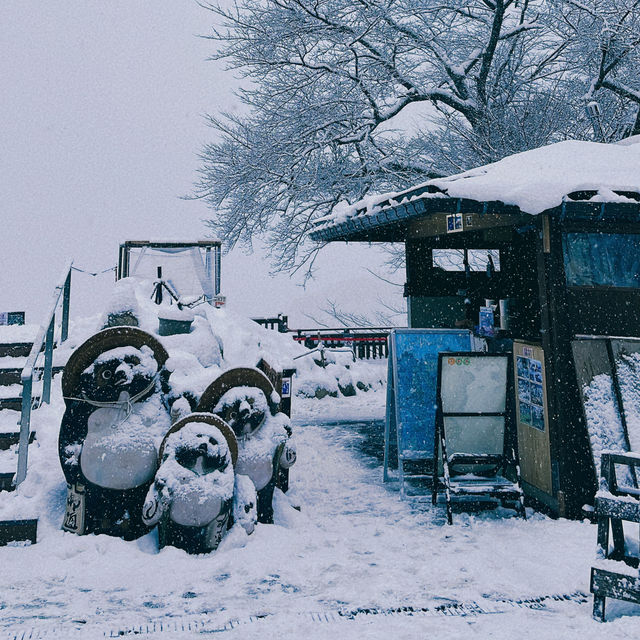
[197,367,296,524]
[58,327,171,539]
[142,413,253,554]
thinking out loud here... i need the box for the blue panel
[390,329,472,458]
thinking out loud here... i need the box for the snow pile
[428,140,640,214]
[214,386,271,417]
[157,305,195,322]
[99,277,140,327]
[197,295,385,401]
[316,139,640,230]
[582,372,634,486]
[61,278,385,406]
[83,345,159,381]
[615,352,640,453]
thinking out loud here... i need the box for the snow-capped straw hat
[62,327,169,400]
[196,367,276,414]
[159,413,239,467]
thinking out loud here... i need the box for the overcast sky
[1,1,404,329]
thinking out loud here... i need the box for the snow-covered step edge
[0,518,38,546]
[0,447,18,474]
[0,324,39,343]
[0,410,20,432]
[0,354,69,369]
[0,381,43,400]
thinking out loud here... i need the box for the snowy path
[0,403,638,639]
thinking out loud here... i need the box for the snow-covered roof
[429,139,640,214]
[312,139,640,239]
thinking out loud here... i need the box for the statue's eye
[230,411,237,420]
[101,369,112,380]
[248,398,254,406]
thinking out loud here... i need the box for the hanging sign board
[384,328,473,494]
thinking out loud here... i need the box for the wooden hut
[310,140,640,517]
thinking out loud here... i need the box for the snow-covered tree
[552,0,640,140]
[195,0,639,271]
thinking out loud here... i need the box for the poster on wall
[516,354,545,431]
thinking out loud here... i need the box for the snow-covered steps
[0,323,38,344]
[0,323,37,358]
[0,382,42,411]
[0,364,64,386]
[0,335,40,480]
[0,410,34,451]
[0,384,26,411]
[0,342,33,359]
[0,446,18,487]
[0,519,37,547]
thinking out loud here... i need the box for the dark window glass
[563,233,640,288]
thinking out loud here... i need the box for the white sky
[1,1,404,329]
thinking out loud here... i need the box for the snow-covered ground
[1,384,639,639]
[1,286,639,639]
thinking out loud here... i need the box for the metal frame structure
[116,240,222,298]
[432,352,525,524]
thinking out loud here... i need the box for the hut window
[433,249,500,272]
[563,233,640,288]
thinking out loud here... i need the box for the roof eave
[309,198,640,243]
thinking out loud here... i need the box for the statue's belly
[170,489,223,527]
[236,456,273,491]
[80,408,157,490]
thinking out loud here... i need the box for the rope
[71,266,116,277]
[63,377,158,428]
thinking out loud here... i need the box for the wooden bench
[591,452,640,621]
